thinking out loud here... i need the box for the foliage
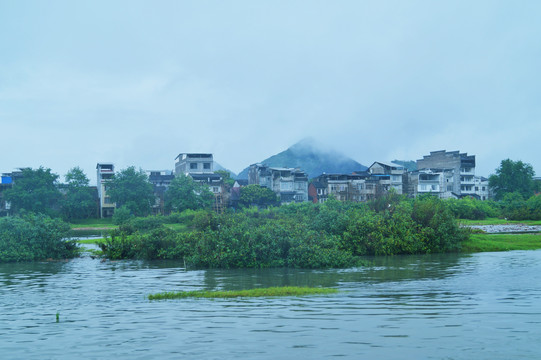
[3,167,62,216]
[239,184,278,208]
[148,286,338,300]
[489,159,536,200]
[0,214,78,262]
[445,197,500,220]
[112,206,133,225]
[100,196,469,268]
[498,193,541,220]
[214,170,235,189]
[61,167,97,220]
[164,174,214,213]
[107,167,155,217]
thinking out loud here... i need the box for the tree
[61,167,96,220]
[3,167,62,216]
[239,184,278,208]
[489,159,536,200]
[214,170,235,189]
[165,174,214,213]
[107,167,155,216]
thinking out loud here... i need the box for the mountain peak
[237,139,366,179]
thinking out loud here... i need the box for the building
[248,164,308,204]
[407,168,457,199]
[174,153,226,212]
[310,172,383,203]
[415,150,478,199]
[146,170,175,215]
[96,163,115,218]
[175,153,214,176]
[368,161,406,194]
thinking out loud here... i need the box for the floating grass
[148,286,338,300]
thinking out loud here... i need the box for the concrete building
[310,172,384,203]
[415,150,478,199]
[96,163,115,218]
[146,170,175,215]
[174,153,226,212]
[175,153,214,176]
[368,161,406,194]
[248,164,308,204]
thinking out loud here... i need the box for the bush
[0,214,78,262]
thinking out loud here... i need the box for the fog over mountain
[236,138,367,179]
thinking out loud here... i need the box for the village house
[174,153,226,212]
[96,163,115,218]
[248,164,308,204]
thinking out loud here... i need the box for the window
[190,163,198,170]
[203,163,211,170]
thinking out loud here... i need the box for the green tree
[489,159,536,200]
[107,167,155,216]
[3,167,62,216]
[239,184,278,208]
[214,170,235,189]
[165,174,214,213]
[61,167,96,220]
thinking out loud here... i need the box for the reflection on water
[1,251,540,359]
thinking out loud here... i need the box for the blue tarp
[1,176,13,184]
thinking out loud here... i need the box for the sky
[1,0,540,183]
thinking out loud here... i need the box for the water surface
[1,250,540,359]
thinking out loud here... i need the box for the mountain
[214,162,237,178]
[236,138,367,179]
[391,160,417,172]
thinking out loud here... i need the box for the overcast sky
[1,0,540,183]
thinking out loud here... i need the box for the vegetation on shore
[148,286,338,300]
[0,214,78,262]
[99,194,468,268]
[461,233,541,252]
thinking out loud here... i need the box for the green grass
[148,286,338,300]
[458,218,541,226]
[462,233,541,252]
[69,218,116,229]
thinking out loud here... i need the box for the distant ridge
[391,160,417,172]
[237,138,367,179]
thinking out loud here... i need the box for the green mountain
[236,138,367,179]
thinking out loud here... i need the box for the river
[1,249,540,359]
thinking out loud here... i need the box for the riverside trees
[107,167,155,217]
[489,159,538,200]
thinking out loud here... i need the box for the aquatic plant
[148,286,338,300]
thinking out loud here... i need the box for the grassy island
[148,286,338,300]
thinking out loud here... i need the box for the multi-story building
[96,163,115,218]
[0,171,22,216]
[174,153,214,176]
[174,153,226,212]
[368,161,406,194]
[146,170,175,215]
[415,150,478,199]
[248,164,308,204]
[407,168,456,199]
[310,172,385,203]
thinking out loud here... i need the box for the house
[175,153,214,176]
[368,161,406,194]
[146,170,175,215]
[96,163,115,218]
[174,153,226,212]
[308,180,327,203]
[311,172,382,203]
[407,168,457,199]
[415,150,480,199]
[248,164,308,204]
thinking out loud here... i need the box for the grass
[458,218,541,226]
[461,233,541,252]
[148,286,338,300]
[69,218,117,229]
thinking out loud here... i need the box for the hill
[236,138,367,179]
